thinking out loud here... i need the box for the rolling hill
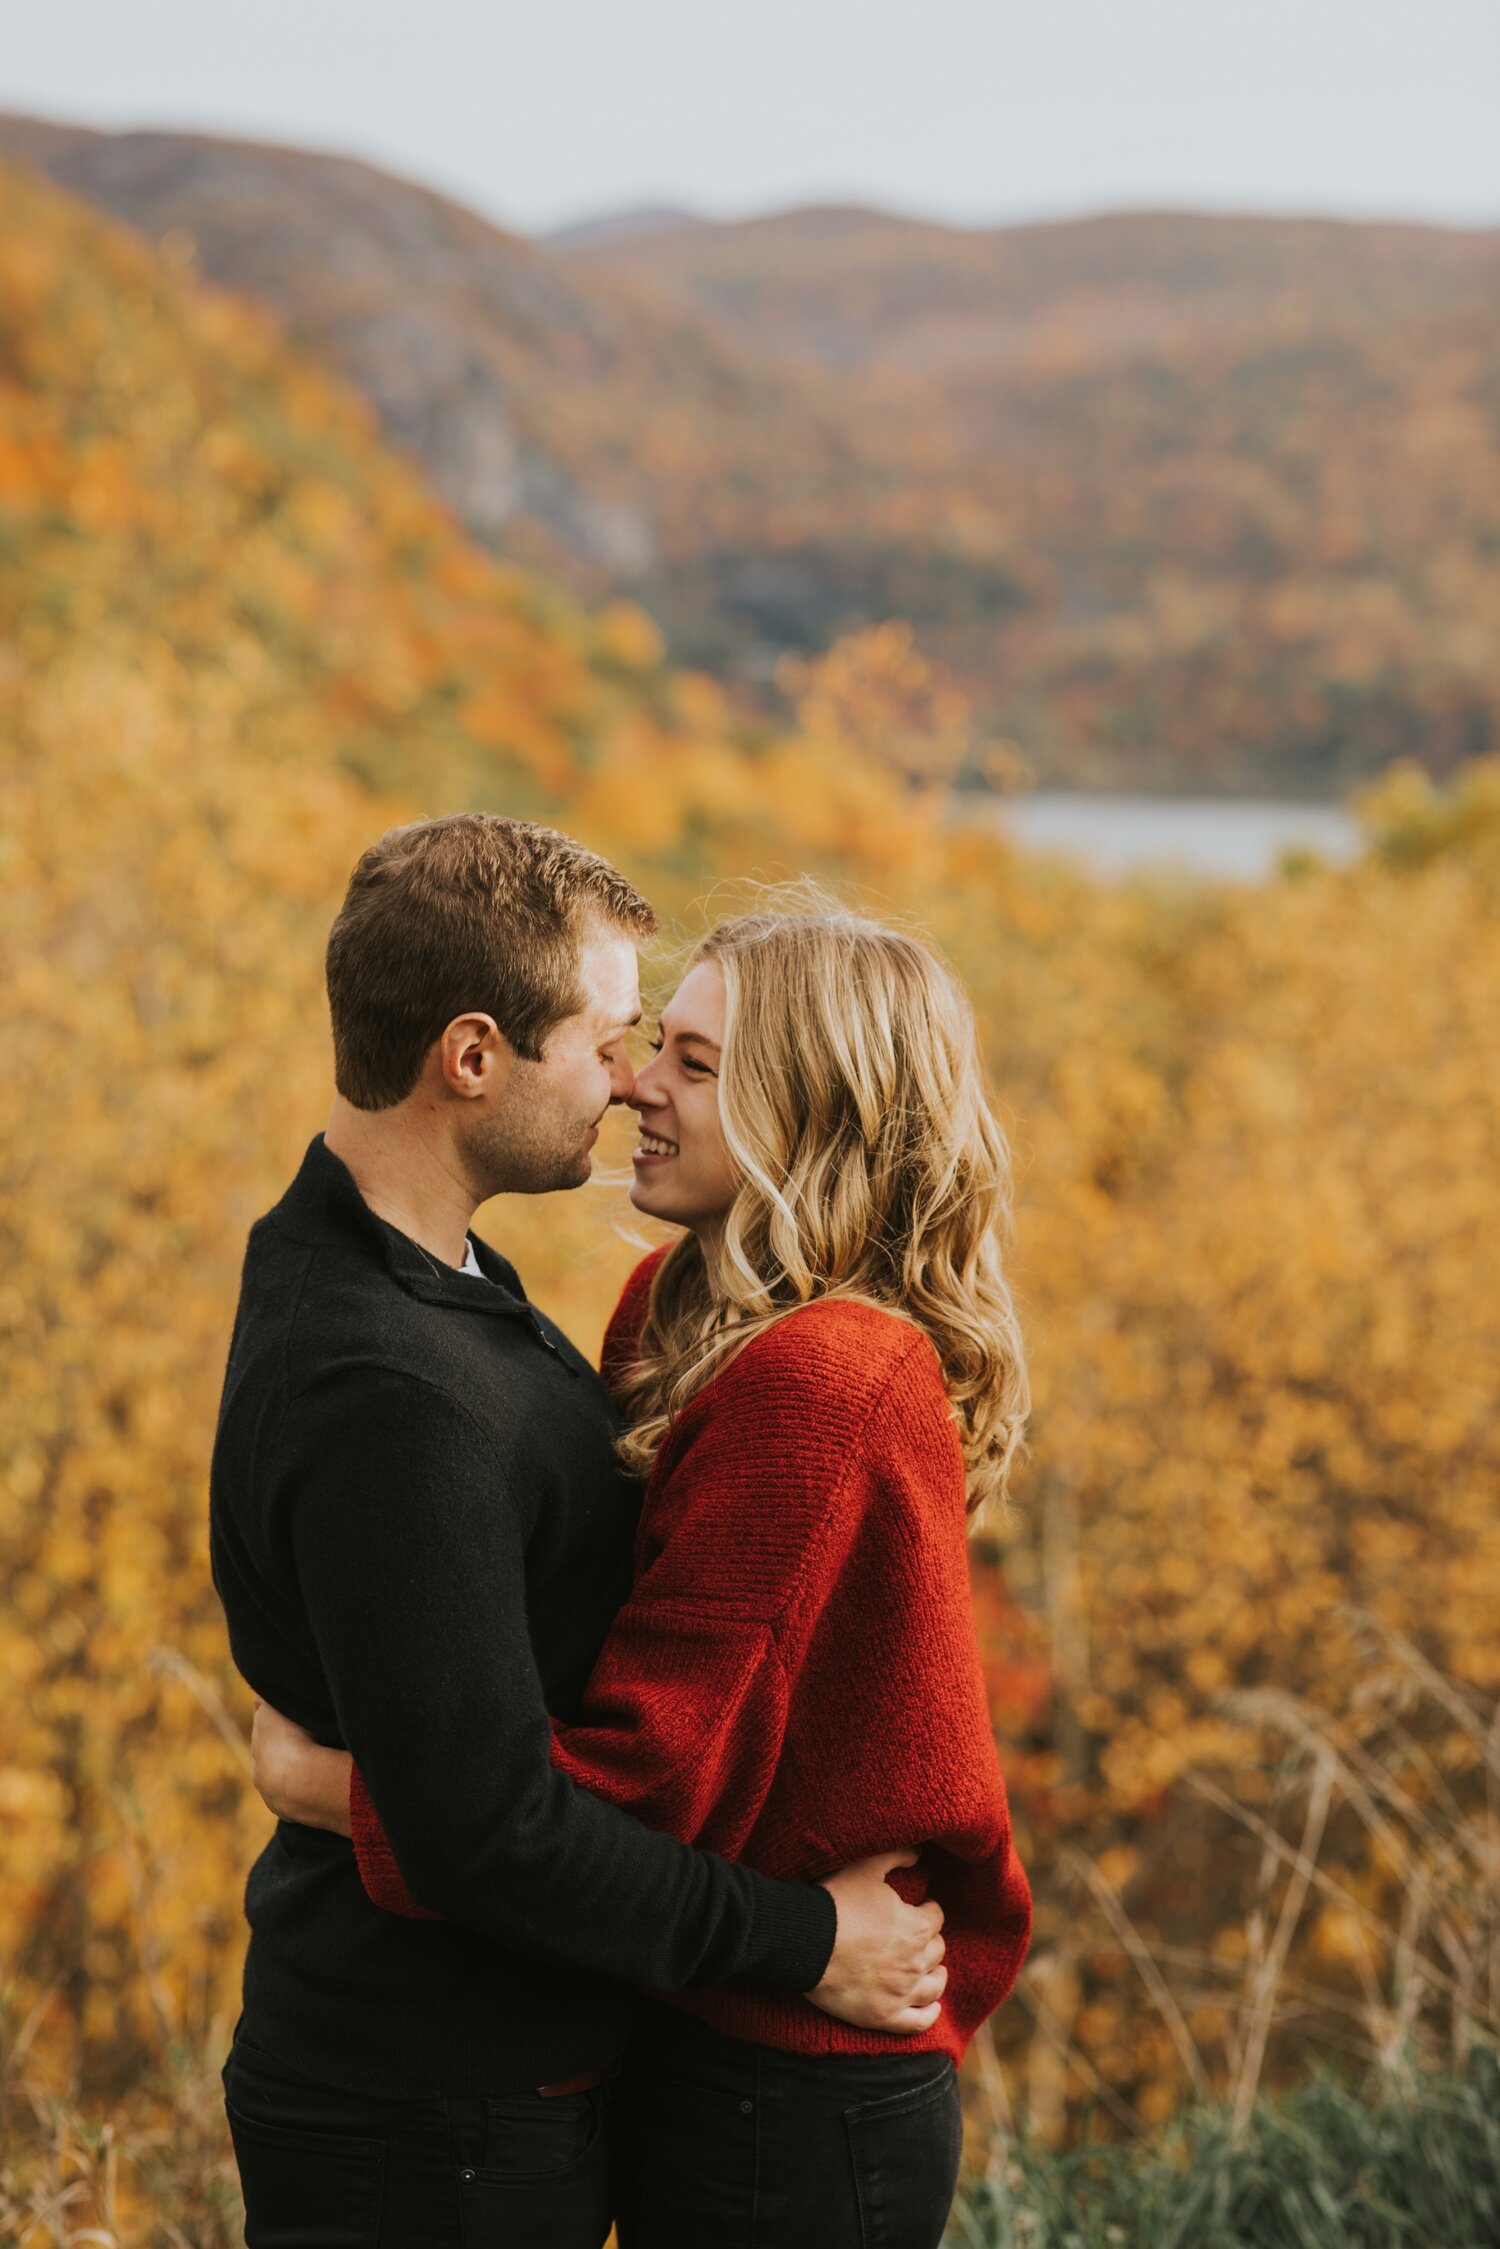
[572,204,1500,792]
[3,143,1499,2163]
[560,201,1499,377]
[0,144,1036,2087]
[0,114,883,591]
[4,113,1497,794]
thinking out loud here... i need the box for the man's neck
[324,1097,477,1270]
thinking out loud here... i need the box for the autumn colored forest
[4,114,1499,798]
[1,142,1498,2240]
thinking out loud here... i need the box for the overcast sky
[4,0,1497,236]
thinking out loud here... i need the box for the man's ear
[434,1013,511,1100]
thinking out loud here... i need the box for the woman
[254,902,1033,2248]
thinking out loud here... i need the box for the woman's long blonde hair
[616,896,1029,1518]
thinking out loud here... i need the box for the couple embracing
[210,812,1033,2248]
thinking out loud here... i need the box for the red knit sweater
[350,1249,1032,2064]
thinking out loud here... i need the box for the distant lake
[961,792,1364,880]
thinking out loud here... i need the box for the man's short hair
[326,814,657,1110]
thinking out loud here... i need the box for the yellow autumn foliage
[1,151,1497,2171]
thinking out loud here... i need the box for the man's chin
[481,1151,595,1197]
[528,1152,592,1194]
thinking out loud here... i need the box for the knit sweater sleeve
[296,1360,836,1992]
[352,1303,930,1903]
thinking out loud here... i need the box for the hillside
[0,145,1028,2095]
[3,154,1499,2196]
[0,114,885,592]
[5,114,1497,795]
[575,206,1500,792]
[563,202,1499,376]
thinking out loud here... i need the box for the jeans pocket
[475,2088,603,2182]
[225,2097,385,2248]
[843,2064,963,2249]
[454,2090,613,2249]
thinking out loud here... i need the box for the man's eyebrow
[600,1008,643,1037]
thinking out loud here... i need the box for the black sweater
[209,1137,836,2096]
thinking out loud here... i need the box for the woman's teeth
[638,1132,678,1156]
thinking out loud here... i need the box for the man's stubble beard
[458,1096,598,1199]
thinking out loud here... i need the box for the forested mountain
[3,145,1499,2171]
[0,113,878,589]
[0,146,1019,2096]
[4,112,1496,796]
[564,202,1498,376]
[575,205,1500,793]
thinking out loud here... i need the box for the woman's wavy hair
[615,893,1029,1518]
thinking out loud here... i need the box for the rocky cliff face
[0,118,692,572]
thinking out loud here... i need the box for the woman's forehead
[661,958,725,1035]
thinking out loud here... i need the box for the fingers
[873,1961,947,2025]
[917,1934,946,1974]
[882,2002,944,2035]
[868,1847,921,1875]
[804,1968,948,2036]
[886,1959,945,2007]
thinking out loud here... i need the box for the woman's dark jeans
[221,2030,615,2248]
[615,2003,964,2249]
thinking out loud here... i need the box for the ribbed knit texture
[351,1248,1033,2066]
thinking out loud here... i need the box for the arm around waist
[285,1362,835,1993]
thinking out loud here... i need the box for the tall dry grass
[3,1615,1494,2244]
[0,2015,240,2247]
[953,1612,1499,2239]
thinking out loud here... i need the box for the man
[210,813,945,2247]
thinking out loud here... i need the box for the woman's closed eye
[647,1036,715,1077]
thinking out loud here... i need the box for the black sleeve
[280,1365,837,1994]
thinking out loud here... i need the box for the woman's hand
[251,1700,355,1838]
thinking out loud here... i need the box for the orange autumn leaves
[1,156,1497,2137]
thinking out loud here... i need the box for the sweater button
[739,2098,753,2114]
[460,2168,476,2182]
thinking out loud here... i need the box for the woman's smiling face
[629,958,739,1235]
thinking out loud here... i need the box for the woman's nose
[629,1059,669,1113]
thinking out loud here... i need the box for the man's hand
[808,1851,947,2034]
[251,1699,355,1837]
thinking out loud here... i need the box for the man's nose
[608,1054,638,1104]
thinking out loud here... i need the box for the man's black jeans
[614,2003,964,2249]
[221,2030,615,2248]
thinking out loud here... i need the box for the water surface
[968,793,1363,880]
